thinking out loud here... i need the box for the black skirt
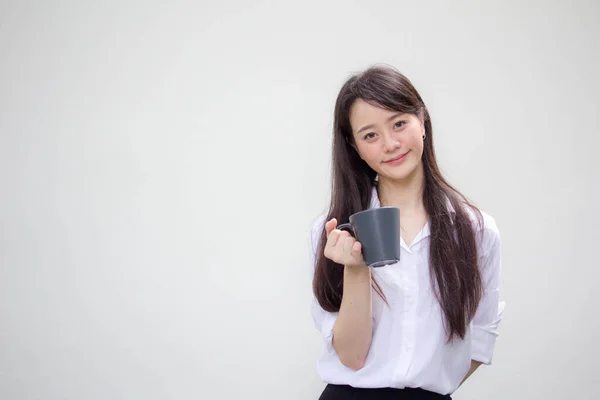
[318,384,452,400]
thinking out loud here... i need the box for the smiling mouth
[384,151,409,163]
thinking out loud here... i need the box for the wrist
[344,264,370,278]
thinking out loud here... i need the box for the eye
[393,120,406,129]
[363,132,377,140]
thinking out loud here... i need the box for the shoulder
[308,213,328,270]
[310,213,328,252]
[462,204,501,257]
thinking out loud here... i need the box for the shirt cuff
[471,327,498,364]
[471,300,505,364]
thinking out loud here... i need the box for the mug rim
[351,206,399,219]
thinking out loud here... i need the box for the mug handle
[336,223,355,237]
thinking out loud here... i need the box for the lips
[384,151,409,164]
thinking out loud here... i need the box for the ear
[419,117,426,137]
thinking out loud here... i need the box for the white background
[1,1,599,399]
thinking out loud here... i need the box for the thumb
[351,241,363,260]
[325,218,337,236]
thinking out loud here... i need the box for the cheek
[356,145,380,162]
[409,132,425,152]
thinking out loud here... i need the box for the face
[349,99,425,182]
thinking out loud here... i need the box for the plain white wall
[1,1,599,399]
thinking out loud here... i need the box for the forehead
[349,99,402,127]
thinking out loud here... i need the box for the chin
[377,162,421,182]
[383,172,413,182]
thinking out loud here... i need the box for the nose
[382,130,400,153]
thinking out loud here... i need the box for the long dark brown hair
[312,65,484,342]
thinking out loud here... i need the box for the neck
[377,165,425,213]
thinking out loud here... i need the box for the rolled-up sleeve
[471,217,505,365]
[309,215,339,356]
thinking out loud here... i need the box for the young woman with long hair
[310,65,504,400]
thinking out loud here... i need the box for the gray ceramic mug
[336,207,401,268]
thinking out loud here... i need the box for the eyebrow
[356,112,405,135]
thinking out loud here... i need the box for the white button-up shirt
[309,188,504,395]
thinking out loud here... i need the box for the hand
[323,218,366,268]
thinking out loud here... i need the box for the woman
[310,65,504,400]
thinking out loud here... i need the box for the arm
[465,216,504,380]
[332,265,372,370]
[459,360,483,386]
[310,217,373,371]
[470,221,503,365]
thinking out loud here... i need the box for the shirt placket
[394,257,418,382]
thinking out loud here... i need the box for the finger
[342,235,355,255]
[336,230,351,248]
[325,218,337,236]
[351,241,363,260]
[326,229,341,248]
